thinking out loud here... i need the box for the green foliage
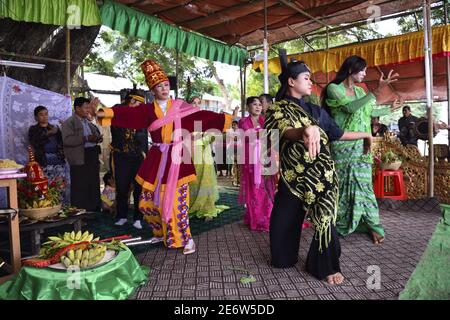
[381,150,402,164]
[83,27,223,97]
[397,4,448,34]
[246,71,279,97]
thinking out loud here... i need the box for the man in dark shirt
[398,106,419,146]
[111,90,149,229]
[371,117,389,137]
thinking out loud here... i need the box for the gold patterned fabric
[265,99,339,251]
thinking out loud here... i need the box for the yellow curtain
[253,24,450,74]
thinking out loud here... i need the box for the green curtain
[0,0,101,26]
[100,0,248,67]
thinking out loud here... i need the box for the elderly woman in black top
[28,105,69,203]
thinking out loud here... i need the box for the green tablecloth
[0,248,149,300]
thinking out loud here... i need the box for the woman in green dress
[322,55,402,245]
[188,96,229,220]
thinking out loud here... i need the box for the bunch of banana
[62,230,98,243]
[39,231,99,258]
[60,244,107,269]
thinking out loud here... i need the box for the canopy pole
[175,49,179,99]
[423,0,434,197]
[263,0,269,94]
[243,63,247,118]
[65,27,71,97]
[326,27,330,84]
[445,0,450,151]
[240,65,245,118]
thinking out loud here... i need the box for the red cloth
[110,102,228,189]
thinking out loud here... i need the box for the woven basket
[20,204,61,221]
[381,161,402,171]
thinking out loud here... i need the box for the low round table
[0,248,148,300]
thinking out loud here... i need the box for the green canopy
[0,0,247,66]
[99,0,247,67]
[0,0,101,26]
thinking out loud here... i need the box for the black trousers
[270,181,341,280]
[113,152,143,221]
[70,147,101,212]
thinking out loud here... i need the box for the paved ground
[1,174,441,300]
[129,183,442,300]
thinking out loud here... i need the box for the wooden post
[423,0,434,197]
[175,49,179,99]
[445,0,450,151]
[326,27,329,84]
[240,65,245,117]
[65,27,71,97]
[263,0,269,94]
[243,63,247,118]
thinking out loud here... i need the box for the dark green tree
[83,28,222,97]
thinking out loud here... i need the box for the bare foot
[333,272,345,284]
[326,275,335,285]
[371,231,385,245]
[326,272,344,285]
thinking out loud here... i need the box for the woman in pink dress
[238,96,276,232]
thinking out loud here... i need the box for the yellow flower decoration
[316,182,325,192]
[295,164,305,173]
[273,111,283,120]
[284,170,296,182]
[294,121,302,128]
[305,191,316,204]
[280,119,290,128]
[304,153,313,163]
[325,170,333,182]
[300,117,312,126]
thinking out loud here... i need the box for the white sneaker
[183,239,196,255]
[114,218,127,226]
[149,237,164,244]
[133,220,143,229]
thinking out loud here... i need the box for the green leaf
[240,275,256,284]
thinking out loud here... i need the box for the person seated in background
[399,105,449,146]
[28,105,70,204]
[371,117,389,137]
[101,171,116,215]
[259,93,273,116]
[398,105,419,146]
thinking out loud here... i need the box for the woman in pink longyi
[238,97,277,232]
